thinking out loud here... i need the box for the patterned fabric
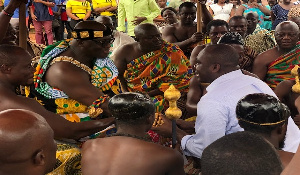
[33,40,118,175]
[245,24,276,55]
[124,41,193,112]
[239,46,257,72]
[47,143,82,175]
[266,41,300,89]
[33,40,118,118]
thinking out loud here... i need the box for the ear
[33,150,45,166]
[210,64,221,73]
[0,64,12,74]
[276,123,287,136]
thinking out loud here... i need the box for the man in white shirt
[153,44,300,159]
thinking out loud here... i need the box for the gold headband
[237,118,286,126]
[72,30,104,39]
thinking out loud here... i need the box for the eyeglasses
[92,38,115,46]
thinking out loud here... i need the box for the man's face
[209,25,228,44]
[9,52,35,86]
[267,0,276,7]
[194,52,213,83]
[162,9,177,24]
[229,19,247,38]
[83,35,114,58]
[275,23,299,50]
[245,13,258,31]
[139,29,163,51]
[179,7,196,25]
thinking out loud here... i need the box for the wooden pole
[197,1,202,33]
[19,3,27,50]
[197,1,203,45]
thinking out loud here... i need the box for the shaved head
[0,109,56,174]
[134,23,159,38]
[94,16,114,30]
[200,44,239,67]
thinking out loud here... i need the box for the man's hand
[176,119,195,134]
[190,32,205,43]
[151,113,173,138]
[132,16,147,25]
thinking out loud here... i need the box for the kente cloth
[239,46,257,72]
[124,41,193,112]
[46,143,82,175]
[266,41,300,89]
[33,39,118,120]
[33,40,118,175]
[245,24,276,55]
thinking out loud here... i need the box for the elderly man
[0,109,57,175]
[244,12,276,55]
[153,44,300,159]
[82,92,185,175]
[114,23,193,113]
[252,21,300,89]
[162,2,212,57]
[237,93,294,168]
[33,21,118,124]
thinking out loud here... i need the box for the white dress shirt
[181,69,300,158]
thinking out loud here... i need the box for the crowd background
[0,0,296,45]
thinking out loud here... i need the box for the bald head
[0,109,56,174]
[200,44,239,67]
[275,21,299,33]
[134,23,159,38]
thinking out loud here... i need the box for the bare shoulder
[255,47,278,65]
[162,25,176,35]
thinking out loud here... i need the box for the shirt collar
[206,69,242,92]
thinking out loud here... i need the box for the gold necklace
[50,56,92,75]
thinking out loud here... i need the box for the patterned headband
[72,28,112,40]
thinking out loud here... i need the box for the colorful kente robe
[34,40,118,124]
[33,40,118,175]
[266,42,300,89]
[124,41,193,112]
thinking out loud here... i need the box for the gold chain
[50,56,92,75]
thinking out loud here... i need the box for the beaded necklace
[110,133,152,142]
[50,56,92,75]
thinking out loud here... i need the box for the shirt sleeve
[117,0,126,32]
[181,99,228,158]
[66,0,71,9]
[144,0,160,21]
[87,2,91,11]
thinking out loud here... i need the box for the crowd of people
[2,0,300,174]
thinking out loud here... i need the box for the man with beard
[236,93,294,168]
[114,23,192,113]
[252,21,300,89]
[161,2,212,58]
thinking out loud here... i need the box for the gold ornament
[164,85,182,120]
[292,65,300,93]
[88,106,104,118]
